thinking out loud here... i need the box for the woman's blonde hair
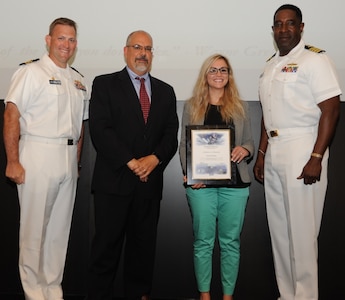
[188,54,245,124]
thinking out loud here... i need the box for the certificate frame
[186,125,237,186]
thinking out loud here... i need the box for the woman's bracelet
[258,149,266,156]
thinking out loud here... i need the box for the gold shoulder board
[19,58,40,66]
[305,45,325,53]
[71,66,84,77]
[266,53,276,62]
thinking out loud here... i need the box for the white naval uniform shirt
[5,53,89,140]
[259,40,341,132]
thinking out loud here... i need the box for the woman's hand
[183,175,206,189]
[231,146,249,164]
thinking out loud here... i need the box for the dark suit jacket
[89,68,179,198]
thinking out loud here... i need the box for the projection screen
[0,0,343,101]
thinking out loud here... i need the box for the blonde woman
[179,54,254,300]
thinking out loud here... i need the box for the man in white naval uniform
[3,18,89,300]
[254,4,341,300]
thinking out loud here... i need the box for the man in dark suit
[86,30,179,300]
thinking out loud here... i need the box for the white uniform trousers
[17,138,78,300]
[264,127,327,300]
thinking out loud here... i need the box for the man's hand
[6,161,25,185]
[127,154,160,182]
[297,157,322,185]
[253,155,265,183]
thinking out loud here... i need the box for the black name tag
[49,79,61,85]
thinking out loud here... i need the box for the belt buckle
[270,130,278,137]
[67,139,73,145]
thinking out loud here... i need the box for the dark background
[1,100,344,300]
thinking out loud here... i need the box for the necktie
[136,77,150,123]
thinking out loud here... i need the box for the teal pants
[186,187,249,295]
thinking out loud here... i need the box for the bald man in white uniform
[254,5,341,300]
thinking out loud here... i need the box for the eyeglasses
[208,67,229,75]
[127,44,154,53]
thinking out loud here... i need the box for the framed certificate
[186,125,237,186]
